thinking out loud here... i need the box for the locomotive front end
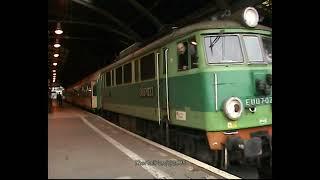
[199,7,272,176]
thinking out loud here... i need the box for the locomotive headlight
[242,7,259,27]
[223,97,243,120]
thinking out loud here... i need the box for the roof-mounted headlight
[223,97,243,121]
[242,7,259,27]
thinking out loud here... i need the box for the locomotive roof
[97,20,271,74]
[67,20,271,89]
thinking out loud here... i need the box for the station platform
[48,101,239,179]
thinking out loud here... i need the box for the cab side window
[176,36,198,71]
[177,41,188,71]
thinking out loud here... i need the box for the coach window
[116,66,123,85]
[110,70,113,86]
[87,84,90,96]
[105,73,107,87]
[104,73,107,87]
[204,35,243,63]
[81,86,84,96]
[106,71,111,86]
[113,69,116,86]
[101,74,103,88]
[124,62,132,84]
[93,84,97,96]
[140,53,155,81]
[134,60,139,82]
[100,74,103,88]
[84,85,88,96]
[80,86,84,96]
[85,84,89,96]
[102,73,105,87]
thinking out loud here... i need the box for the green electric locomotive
[68,7,272,177]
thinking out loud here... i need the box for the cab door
[156,48,171,124]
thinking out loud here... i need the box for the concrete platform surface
[48,102,237,179]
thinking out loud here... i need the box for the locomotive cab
[196,7,272,176]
